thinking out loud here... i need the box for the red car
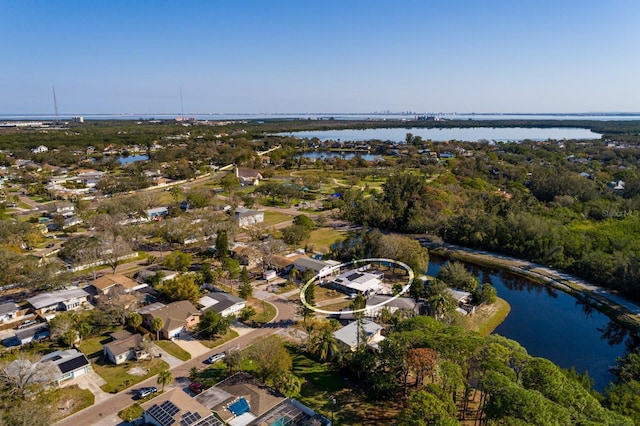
[188,382,203,394]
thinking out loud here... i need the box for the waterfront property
[330,268,384,296]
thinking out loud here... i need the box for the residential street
[55,295,297,426]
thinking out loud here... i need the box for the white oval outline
[299,258,415,315]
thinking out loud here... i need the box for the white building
[330,268,384,296]
[232,207,264,228]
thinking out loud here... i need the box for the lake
[296,151,381,161]
[427,254,637,391]
[118,154,149,165]
[281,127,601,143]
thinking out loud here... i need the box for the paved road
[55,296,297,426]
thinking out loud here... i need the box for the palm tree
[157,369,173,392]
[126,312,143,331]
[428,292,455,321]
[314,328,338,362]
[151,317,164,340]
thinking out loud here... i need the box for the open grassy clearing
[464,298,511,336]
[262,210,293,226]
[200,330,240,349]
[154,340,191,361]
[307,227,345,253]
[94,357,169,393]
[52,385,95,421]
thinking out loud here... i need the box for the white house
[39,349,91,385]
[235,167,263,186]
[0,302,20,323]
[293,257,334,279]
[103,330,148,365]
[330,268,384,296]
[333,320,385,352]
[198,291,246,317]
[27,288,90,315]
[232,207,264,228]
[31,145,49,154]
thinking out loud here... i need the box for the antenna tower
[180,87,184,117]
[52,86,59,121]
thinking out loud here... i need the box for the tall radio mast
[52,86,59,121]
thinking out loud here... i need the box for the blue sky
[2,1,639,114]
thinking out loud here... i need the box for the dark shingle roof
[58,353,90,374]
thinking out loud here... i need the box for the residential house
[232,207,264,228]
[103,330,149,365]
[292,257,334,279]
[145,207,169,221]
[195,372,329,426]
[198,291,246,317]
[230,242,263,268]
[135,268,179,284]
[235,167,263,186]
[0,302,20,323]
[27,288,90,315]
[91,274,146,296]
[333,319,385,352]
[330,268,385,296]
[446,288,475,315]
[31,145,49,154]
[39,349,91,385]
[139,300,200,339]
[50,201,75,217]
[9,323,50,346]
[142,388,222,426]
[365,295,419,318]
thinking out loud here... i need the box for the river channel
[427,254,637,392]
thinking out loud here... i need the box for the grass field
[95,357,169,393]
[200,330,240,349]
[307,227,345,253]
[51,385,95,421]
[262,211,293,226]
[154,340,191,361]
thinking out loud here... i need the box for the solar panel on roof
[148,404,176,426]
[180,411,202,426]
[161,400,180,416]
[58,355,89,374]
[346,272,363,281]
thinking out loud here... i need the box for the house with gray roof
[27,288,90,314]
[333,319,385,352]
[103,330,149,365]
[293,257,334,279]
[232,207,264,228]
[198,291,246,317]
[40,349,91,385]
[0,302,20,323]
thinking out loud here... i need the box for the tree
[437,261,478,292]
[157,369,173,392]
[197,310,232,339]
[473,282,497,304]
[126,312,143,330]
[214,230,229,260]
[160,274,201,304]
[273,371,302,397]
[49,312,80,345]
[397,389,457,426]
[162,250,192,272]
[239,305,256,322]
[239,266,252,299]
[151,317,164,340]
[0,355,60,400]
[248,336,293,384]
[293,214,315,231]
[312,327,338,362]
[282,224,311,245]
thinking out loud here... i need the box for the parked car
[188,382,204,394]
[133,387,158,400]
[206,353,226,364]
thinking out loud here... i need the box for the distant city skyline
[2,1,640,114]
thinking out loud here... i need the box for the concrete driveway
[171,333,210,358]
[68,370,110,404]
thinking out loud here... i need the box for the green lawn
[154,340,191,361]
[119,403,144,422]
[307,227,345,253]
[51,385,95,420]
[200,330,239,349]
[247,299,277,325]
[262,211,293,226]
[94,357,169,393]
[77,328,120,358]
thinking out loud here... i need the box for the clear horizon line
[2,111,640,117]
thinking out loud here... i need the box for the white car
[206,353,226,364]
